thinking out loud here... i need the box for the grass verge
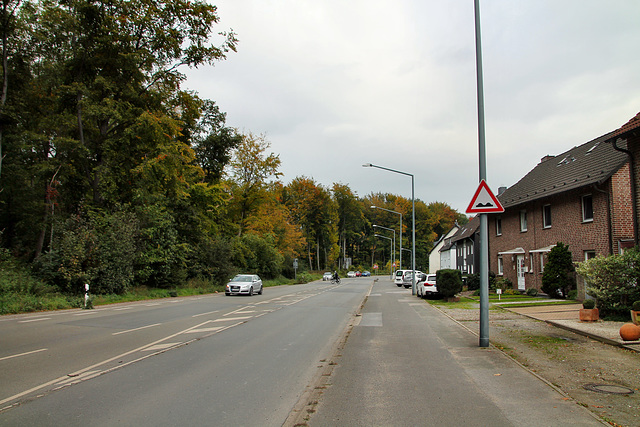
[1,262,323,315]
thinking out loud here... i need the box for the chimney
[540,155,554,163]
[498,186,507,196]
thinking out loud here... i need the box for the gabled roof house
[489,128,634,296]
[428,224,459,273]
[437,217,480,275]
[605,111,640,246]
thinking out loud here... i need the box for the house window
[495,217,502,236]
[582,194,593,222]
[497,256,504,275]
[584,250,596,261]
[539,253,545,272]
[542,205,551,228]
[520,210,528,232]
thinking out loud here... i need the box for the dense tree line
[0,0,466,296]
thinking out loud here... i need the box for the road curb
[283,280,375,427]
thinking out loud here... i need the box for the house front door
[516,255,526,291]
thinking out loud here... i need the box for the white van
[394,270,412,287]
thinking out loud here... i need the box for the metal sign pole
[474,0,490,347]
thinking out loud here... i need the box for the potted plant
[579,299,599,322]
[631,300,640,326]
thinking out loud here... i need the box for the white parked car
[394,270,412,287]
[403,270,423,288]
[347,271,357,278]
[225,274,263,296]
[323,272,333,281]
[417,274,438,298]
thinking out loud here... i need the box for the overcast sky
[186,0,640,213]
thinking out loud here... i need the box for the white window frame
[542,204,551,228]
[540,253,545,272]
[495,217,502,236]
[520,210,528,232]
[497,256,504,275]
[582,194,594,222]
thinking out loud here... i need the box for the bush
[465,274,480,291]
[526,288,539,297]
[582,299,596,309]
[633,300,640,311]
[436,269,462,299]
[492,276,512,291]
[542,242,576,299]
[576,248,640,314]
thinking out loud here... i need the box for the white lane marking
[18,318,50,323]
[186,327,225,334]
[192,310,219,318]
[73,311,99,316]
[359,313,383,327]
[112,323,162,336]
[0,348,48,362]
[214,316,251,322]
[55,370,101,386]
[143,343,181,352]
[114,307,133,311]
[0,320,215,407]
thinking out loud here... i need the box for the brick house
[489,130,634,296]
[605,111,640,247]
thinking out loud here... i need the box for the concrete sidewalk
[502,303,640,352]
[305,279,607,426]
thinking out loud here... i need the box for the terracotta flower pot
[631,310,640,326]
[579,308,599,322]
[619,323,640,341]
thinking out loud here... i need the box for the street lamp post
[371,205,403,271]
[373,225,395,277]
[374,234,393,277]
[363,163,416,295]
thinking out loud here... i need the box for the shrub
[582,299,596,309]
[465,274,480,291]
[526,288,539,297]
[577,248,640,314]
[633,300,640,311]
[436,269,463,299]
[541,242,576,298]
[493,276,512,291]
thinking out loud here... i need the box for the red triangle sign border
[466,179,505,214]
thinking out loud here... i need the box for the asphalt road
[305,278,604,426]
[0,278,371,426]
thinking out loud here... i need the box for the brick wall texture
[489,165,633,293]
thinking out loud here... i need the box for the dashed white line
[0,348,48,362]
[18,318,50,323]
[112,323,162,336]
[192,310,219,318]
[214,317,251,322]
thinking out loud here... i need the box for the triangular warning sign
[466,180,504,214]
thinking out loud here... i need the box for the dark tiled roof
[608,111,640,140]
[498,131,628,209]
[451,216,480,242]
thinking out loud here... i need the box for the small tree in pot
[436,269,463,302]
[580,299,599,322]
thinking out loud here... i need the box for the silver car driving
[225,274,263,296]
